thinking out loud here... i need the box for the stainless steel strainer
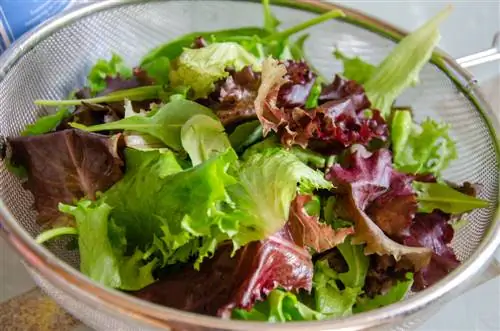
[0,1,499,330]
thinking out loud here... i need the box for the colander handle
[456,31,500,68]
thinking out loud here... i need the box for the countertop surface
[1,1,499,330]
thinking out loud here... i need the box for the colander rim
[0,0,499,330]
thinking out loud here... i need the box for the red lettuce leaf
[277,60,317,109]
[133,229,313,317]
[288,194,354,252]
[402,210,460,291]
[254,60,388,151]
[326,146,431,271]
[133,195,348,316]
[208,59,316,129]
[210,66,262,127]
[8,129,124,227]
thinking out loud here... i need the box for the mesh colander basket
[0,1,499,330]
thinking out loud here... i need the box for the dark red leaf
[8,129,123,227]
[402,211,460,291]
[326,146,432,271]
[192,36,209,49]
[366,171,417,238]
[277,60,317,109]
[133,228,313,317]
[211,66,262,127]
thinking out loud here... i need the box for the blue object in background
[0,0,73,54]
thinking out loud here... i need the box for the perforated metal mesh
[0,1,498,330]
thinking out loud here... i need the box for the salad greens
[3,0,490,324]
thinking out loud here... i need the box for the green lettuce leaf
[312,259,360,318]
[228,120,263,153]
[140,27,270,67]
[141,56,170,85]
[262,0,280,33]
[227,148,332,248]
[87,53,132,95]
[354,273,413,313]
[243,137,326,168]
[181,114,233,166]
[169,42,260,98]
[232,289,325,322]
[233,248,365,322]
[391,110,457,175]
[21,107,72,136]
[413,181,489,213]
[337,240,370,288]
[59,200,156,291]
[334,49,376,84]
[71,99,216,151]
[363,7,452,117]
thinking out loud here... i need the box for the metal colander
[0,1,499,330]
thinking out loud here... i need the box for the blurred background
[0,1,498,330]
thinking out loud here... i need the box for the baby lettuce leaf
[288,195,354,253]
[354,273,413,313]
[413,181,488,213]
[311,259,360,318]
[140,27,270,67]
[21,107,72,136]
[326,146,432,271]
[71,99,216,151]
[59,201,156,291]
[8,130,123,227]
[181,115,233,166]
[87,53,133,95]
[228,120,263,153]
[233,289,325,322]
[334,49,376,85]
[243,136,327,169]
[363,7,451,117]
[141,56,170,85]
[391,110,457,175]
[336,240,370,288]
[102,148,238,267]
[227,149,332,249]
[169,42,260,98]
[402,211,460,291]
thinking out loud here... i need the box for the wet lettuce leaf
[7,129,123,227]
[413,181,488,213]
[363,7,451,117]
[71,99,216,151]
[391,110,457,175]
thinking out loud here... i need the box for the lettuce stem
[35,227,78,244]
[264,9,345,42]
[34,85,163,107]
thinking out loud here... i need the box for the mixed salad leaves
[2,1,489,322]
